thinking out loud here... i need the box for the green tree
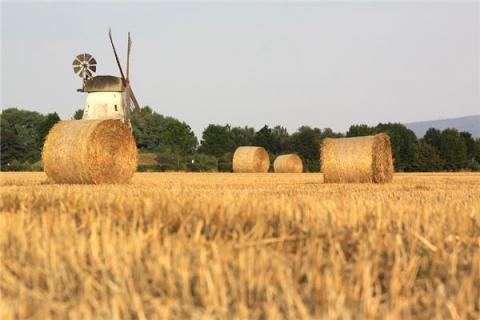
[199,124,234,157]
[271,125,290,154]
[320,128,343,139]
[38,112,61,142]
[254,125,276,153]
[439,128,468,170]
[231,126,255,150]
[475,139,480,164]
[346,124,375,137]
[0,108,45,165]
[0,130,26,168]
[412,143,444,172]
[423,128,442,150]
[375,123,417,171]
[131,106,198,170]
[72,109,84,120]
[290,126,322,172]
[131,106,165,150]
[460,131,476,161]
[161,117,198,169]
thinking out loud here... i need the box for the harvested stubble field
[1,172,479,319]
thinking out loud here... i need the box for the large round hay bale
[42,119,137,184]
[321,133,393,183]
[274,154,303,173]
[232,146,270,173]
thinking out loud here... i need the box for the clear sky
[1,1,479,137]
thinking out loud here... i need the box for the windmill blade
[127,85,141,112]
[88,56,97,65]
[126,32,131,80]
[125,82,132,111]
[122,94,132,124]
[108,28,126,81]
[126,84,146,125]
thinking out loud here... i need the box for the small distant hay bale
[321,133,393,183]
[232,146,270,173]
[274,154,303,173]
[42,119,137,184]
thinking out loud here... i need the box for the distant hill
[404,115,480,138]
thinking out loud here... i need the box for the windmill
[72,29,144,126]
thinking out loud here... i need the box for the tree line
[1,107,479,172]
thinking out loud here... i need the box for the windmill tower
[72,30,142,126]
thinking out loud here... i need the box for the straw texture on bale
[42,120,137,184]
[321,133,393,183]
[274,154,303,173]
[232,146,270,173]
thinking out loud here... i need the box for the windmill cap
[83,75,124,92]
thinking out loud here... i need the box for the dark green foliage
[475,139,480,163]
[423,128,442,150]
[460,131,477,169]
[346,124,375,137]
[289,126,322,172]
[72,109,84,120]
[460,131,476,160]
[0,159,42,172]
[161,117,198,165]
[438,129,468,170]
[253,125,276,154]
[38,113,60,143]
[131,106,165,150]
[218,152,233,172]
[375,123,417,171]
[320,128,344,139]
[132,106,198,166]
[1,130,26,168]
[137,164,162,172]
[253,125,291,155]
[412,143,444,172]
[271,126,291,154]
[156,149,181,171]
[231,126,255,150]
[0,108,46,165]
[185,154,218,172]
[199,125,234,157]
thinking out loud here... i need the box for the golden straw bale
[274,154,303,173]
[42,120,137,184]
[232,146,270,173]
[321,133,393,183]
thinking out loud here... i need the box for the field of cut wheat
[1,172,479,319]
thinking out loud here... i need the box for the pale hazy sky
[1,1,479,137]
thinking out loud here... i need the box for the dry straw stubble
[274,154,303,173]
[321,133,393,183]
[233,146,270,173]
[42,119,137,184]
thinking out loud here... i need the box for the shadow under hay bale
[274,154,303,173]
[321,133,393,183]
[42,119,137,184]
[232,146,270,173]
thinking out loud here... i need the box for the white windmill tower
[72,29,143,126]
